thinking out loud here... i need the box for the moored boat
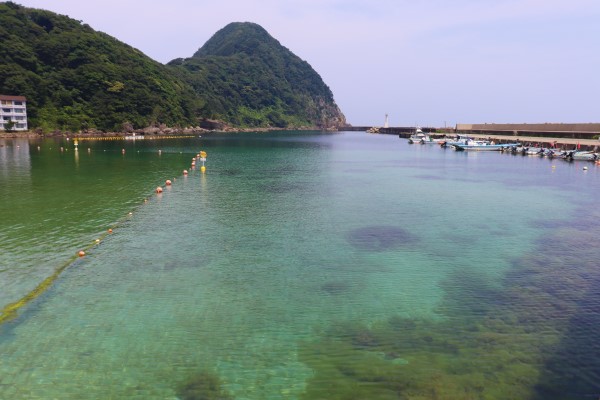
[564,151,599,161]
[124,133,144,140]
[408,127,437,144]
[408,132,434,144]
[452,139,519,151]
[523,147,545,156]
[440,135,473,148]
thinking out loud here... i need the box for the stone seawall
[456,123,600,139]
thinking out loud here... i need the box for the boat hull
[452,143,519,151]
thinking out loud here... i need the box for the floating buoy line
[0,149,208,325]
[73,135,198,141]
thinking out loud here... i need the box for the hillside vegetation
[169,22,345,129]
[0,2,201,132]
[0,2,345,132]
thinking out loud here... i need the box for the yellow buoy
[201,166,206,173]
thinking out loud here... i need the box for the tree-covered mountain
[0,2,346,132]
[168,22,346,129]
[0,2,202,132]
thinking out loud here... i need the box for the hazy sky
[14,0,600,127]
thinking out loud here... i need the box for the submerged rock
[176,371,233,400]
[346,226,418,251]
[320,281,351,295]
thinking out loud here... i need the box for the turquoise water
[1,132,599,399]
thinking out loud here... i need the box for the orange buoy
[165,179,172,186]
[108,228,113,233]
[78,251,85,257]
[183,170,188,175]
[156,186,163,193]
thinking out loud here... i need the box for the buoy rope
[75,135,198,141]
[0,151,206,326]
[0,230,108,324]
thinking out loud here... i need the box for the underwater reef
[298,210,600,399]
[176,370,233,400]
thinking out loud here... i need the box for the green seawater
[0,132,599,399]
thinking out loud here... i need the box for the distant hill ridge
[170,22,346,129]
[0,3,346,131]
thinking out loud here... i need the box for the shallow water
[0,132,599,399]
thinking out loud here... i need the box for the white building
[0,95,28,131]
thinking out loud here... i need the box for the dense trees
[170,22,346,128]
[0,3,345,132]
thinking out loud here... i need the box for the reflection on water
[0,132,599,399]
[0,138,30,179]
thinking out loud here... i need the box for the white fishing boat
[452,139,519,151]
[408,128,434,144]
[439,135,472,148]
[565,151,598,161]
[124,133,144,140]
[524,147,545,156]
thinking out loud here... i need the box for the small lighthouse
[383,114,389,128]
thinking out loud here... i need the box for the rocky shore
[0,123,330,139]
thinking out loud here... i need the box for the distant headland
[0,3,346,134]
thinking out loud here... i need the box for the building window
[2,108,10,113]
[14,101,23,106]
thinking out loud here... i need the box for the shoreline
[2,129,599,151]
[0,126,333,139]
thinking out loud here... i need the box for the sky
[13,0,600,127]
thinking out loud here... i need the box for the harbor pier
[347,123,600,151]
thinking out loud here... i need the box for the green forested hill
[0,2,345,132]
[0,2,202,131]
[168,22,345,128]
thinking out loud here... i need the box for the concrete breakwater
[349,123,600,139]
[348,126,600,151]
